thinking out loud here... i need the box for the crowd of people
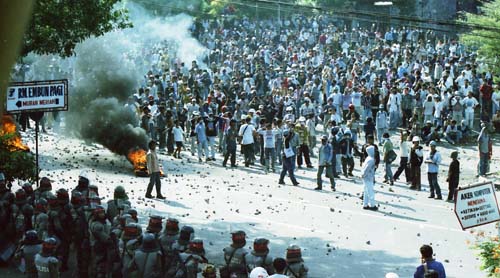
[7,12,499,278]
[133,14,495,205]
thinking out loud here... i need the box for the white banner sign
[6,79,68,113]
[454,182,500,230]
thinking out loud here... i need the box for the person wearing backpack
[245,238,274,275]
[413,245,446,278]
[221,231,249,278]
[172,239,208,278]
[128,233,163,278]
[284,245,308,278]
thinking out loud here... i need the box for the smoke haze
[24,3,208,156]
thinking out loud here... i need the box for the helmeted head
[147,215,164,234]
[164,218,180,236]
[42,237,57,256]
[24,230,41,245]
[22,183,33,195]
[56,188,69,205]
[141,233,160,252]
[93,205,106,220]
[286,244,303,263]
[113,186,128,200]
[78,170,90,189]
[15,188,27,205]
[122,223,142,241]
[35,198,48,212]
[39,177,52,191]
[188,239,205,256]
[231,230,246,248]
[252,238,270,256]
[71,191,85,208]
[249,267,269,278]
[202,264,217,278]
[178,226,195,245]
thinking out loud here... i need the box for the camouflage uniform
[222,231,249,278]
[284,245,308,278]
[245,238,274,275]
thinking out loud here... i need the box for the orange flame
[1,115,30,152]
[127,148,148,172]
[127,148,164,177]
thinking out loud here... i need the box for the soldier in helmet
[221,231,249,278]
[33,197,49,240]
[89,205,112,278]
[35,237,60,278]
[73,170,91,204]
[11,188,34,242]
[107,186,131,222]
[47,188,73,272]
[0,172,15,243]
[202,264,217,278]
[127,208,139,223]
[120,223,142,277]
[172,239,208,278]
[128,233,163,277]
[34,177,52,202]
[71,191,91,278]
[22,183,35,205]
[245,238,274,275]
[284,245,308,278]
[15,230,43,278]
[146,215,164,235]
[172,225,194,253]
[160,218,180,271]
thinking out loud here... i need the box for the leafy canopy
[460,0,500,76]
[22,0,132,57]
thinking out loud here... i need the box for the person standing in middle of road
[393,131,411,184]
[315,135,336,191]
[425,141,442,200]
[239,117,256,167]
[362,145,378,210]
[146,140,165,199]
[409,136,424,191]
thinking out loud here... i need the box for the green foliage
[459,0,500,76]
[0,133,36,183]
[474,237,500,277]
[22,0,132,57]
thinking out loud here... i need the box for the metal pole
[35,119,39,188]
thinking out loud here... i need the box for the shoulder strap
[225,248,238,266]
[285,265,299,278]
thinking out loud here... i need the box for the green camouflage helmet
[114,186,128,200]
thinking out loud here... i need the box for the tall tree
[460,0,500,76]
[22,0,132,57]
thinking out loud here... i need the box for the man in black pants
[393,131,411,183]
[223,119,238,167]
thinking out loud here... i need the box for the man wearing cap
[146,140,165,199]
[316,135,336,191]
[425,141,442,199]
[409,136,424,191]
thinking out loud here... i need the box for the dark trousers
[427,172,441,197]
[393,157,409,182]
[341,156,354,175]
[76,240,91,278]
[410,165,421,190]
[296,144,312,167]
[280,156,298,185]
[241,144,254,166]
[146,172,162,196]
[402,108,412,127]
[158,129,166,150]
[223,149,236,166]
[448,181,458,201]
[317,165,335,189]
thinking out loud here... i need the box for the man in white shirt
[146,140,165,199]
[464,91,479,129]
[258,123,277,173]
[393,132,411,183]
[239,117,256,167]
[425,141,442,199]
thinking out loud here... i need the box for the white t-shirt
[259,129,276,148]
[239,123,255,145]
[173,126,184,142]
